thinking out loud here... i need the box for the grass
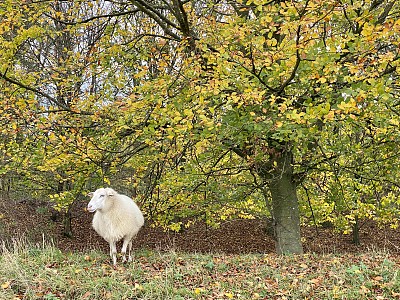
[1,239,400,300]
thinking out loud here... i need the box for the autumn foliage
[0,0,399,252]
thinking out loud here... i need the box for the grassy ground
[1,239,400,300]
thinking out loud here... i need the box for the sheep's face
[87,188,115,212]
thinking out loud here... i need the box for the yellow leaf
[225,292,234,299]
[361,23,374,37]
[337,98,357,113]
[261,15,273,23]
[279,103,287,112]
[359,285,370,294]
[324,110,335,121]
[1,281,10,289]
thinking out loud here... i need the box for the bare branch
[43,9,140,25]
[130,0,182,41]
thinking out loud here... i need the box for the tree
[124,0,400,253]
[0,0,134,235]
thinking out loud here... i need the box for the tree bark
[261,149,303,254]
[62,209,73,238]
[352,215,360,245]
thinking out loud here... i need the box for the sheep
[87,187,144,266]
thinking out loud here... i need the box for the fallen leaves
[1,248,400,299]
[1,281,11,289]
[133,283,143,291]
[81,291,91,299]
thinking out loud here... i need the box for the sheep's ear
[87,192,94,197]
[106,188,115,197]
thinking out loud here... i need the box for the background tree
[0,0,134,235]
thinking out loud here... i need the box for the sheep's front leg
[109,242,117,266]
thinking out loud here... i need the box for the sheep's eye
[99,194,105,198]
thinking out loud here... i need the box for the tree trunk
[352,215,360,245]
[229,141,303,254]
[63,208,73,238]
[262,150,303,255]
[57,180,73,238]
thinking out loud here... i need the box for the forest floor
[1,196,400,256]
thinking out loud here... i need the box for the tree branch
[0,71,71,111]
[130,0,182,41]
[277,25,302,95]
[43,10,140,25]
[376,0,396,24]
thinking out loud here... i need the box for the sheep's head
[87,188,115,212]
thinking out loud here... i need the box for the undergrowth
[1,238,400,299]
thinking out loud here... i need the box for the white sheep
[87,187,144,266]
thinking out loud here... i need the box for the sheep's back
[92,194,144,243]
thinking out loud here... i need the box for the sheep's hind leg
[127,240,133,262]
[121,238,132,263]
[109,242,117,266]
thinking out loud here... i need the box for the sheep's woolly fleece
[87,187,144,265]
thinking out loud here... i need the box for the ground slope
[1,197,400,255]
